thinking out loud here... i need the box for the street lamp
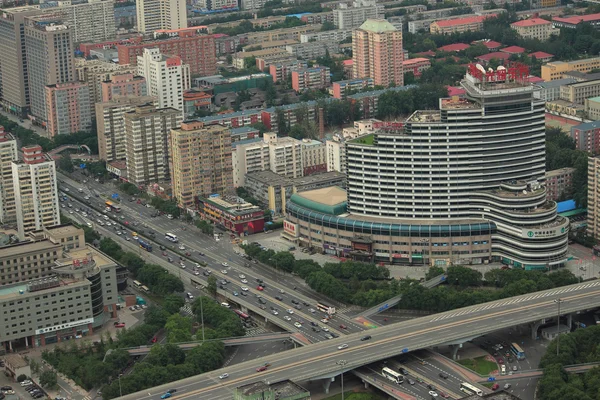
[336,360,347,400]
[199,296,205,341]
[118,373,123,398]
[554,298,564,357]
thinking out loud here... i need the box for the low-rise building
[244,170,346,214]
[560,79,600,104]
[233,48,289,69]
[333,2,385,29]
[242,39,299,52]
[195,74,273,95]
[244,25,322,45]
[301,11,334,24]
[533,78,577,101]
[286,41,340,60]
[500,45,525,55]
[511,17,559,41]
[529,51,554,63]
[197,110,264,129]
[552,13,600,29]
[332,78,374,99]
[430,14,495,35]
[571,120,600,153]
[402,58,431,78]
[585,96,600,120]
[197,194,264,235]
[292,66,331,92]
[300,28,353,43]
[542,57,600,81]
[301,138,327,176]
[269,60,307,83]
[545,167,575,201]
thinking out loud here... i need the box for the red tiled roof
[438,43,470,52]
[213,33,229,38]
[553,13,600,25]
[416,50,436,57]
[529,51,553,59]
[474,40,502,49]
[525,76,544,83]
[477,51,509,62]
[500,45,525,54]
[433,15,491,28]
[447,86,466,96]
[511,18,552,27]
[342,59,353,66]
[402,57,430,66]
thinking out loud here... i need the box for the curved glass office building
[284,65,569,270]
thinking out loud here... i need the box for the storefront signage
[393,253,409,258]
[283,221,298,237]
[522,226,566,239]
[36,318,94,335]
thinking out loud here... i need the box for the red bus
[234,309,250,321]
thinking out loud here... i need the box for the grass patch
[457,356,498,376]
[351,133,375,146]
[482,382,494,388]
[322,392,386,400]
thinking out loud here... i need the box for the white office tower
[0,129,19,225]
[136,0,187,34]
[11,145,60,239]
[137,48,189,117]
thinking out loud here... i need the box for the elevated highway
[118,279,600,400]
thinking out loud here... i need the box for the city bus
[139,240,153,252]
[165,233,178,243]
[132,280,142,289]
[141,286,150,293]
[105,201,122,213]
[234,309,251,322]
[510,342,526,360]
[459,382,483,396]
[317,302,336,315]
[381,367,403,384]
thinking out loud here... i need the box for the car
[256,286,264,291]
[233,291,239,296]
[222,262,229,267]
[309,308,316,313]
[439,393,449,398]
[504,383,511,389]
[283,316,292,321]
[294,304,301,310]
[339,324,347,329]
[407,379,415,385]
[239,274,246,279]
[286,308,294,314]
[221,280,228,285]
[321,319,329,323]
[322,326,329,332]
[512,365,518,371]
[399,367,408,375]
[166,389,177,394]
[1,387,12,392]
[258,297,266,304]
[241,286,249,291]
[428,391,438,397]
[221,270,228,274]
[179,245,185,250]
[360,335,372,341]
[291,299,299,305]
[438,373,448,379]
[271,310,279,315]
[20,381,32,387]
[491,383,500,391]
[161,393,172,399]
[279,289,285,294]
[256,366,268,372]
[219,373,229,379]
[275,295,283,301]
[240,291,248,296]
[294,322,302,328]
[498,358,504,364]
[241,279,248,284]
[337,344,348,350]
[427,384,436,391]
[115,323,126,328]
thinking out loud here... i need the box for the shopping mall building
[283,65,569,270]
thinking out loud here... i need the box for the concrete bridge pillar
[364,380,369,389]
[531,320,544,340]
[567,314,572,329]
[323,377,333,394]
[451,344,462,360]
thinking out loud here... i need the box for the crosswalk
[430,281,600,323]
[245,326,272,336]
[181,305,194,316]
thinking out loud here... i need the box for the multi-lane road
[58,173,366,342]
[117,278,600,400]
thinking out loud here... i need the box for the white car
[321,319,329,323]
[194,271,200,275]
[428,391,438,397]
[294,322,302,328]
[283,316,292,321]
[117,231,122,235]
[221,270,228,274]
[322,326,329,332]
[64,188,69,192]
[272,310,279,315]
[241,279,248,284]
[309,308,316,313]
[180,264,186,269]
[241,287,249,291]
[222,262,229,267]
[106,222,111,226]
[125,237,130,241]
[279,289,285,294]
[219,373,229,379]
[239,274,245,279]
[20,381,32,387]
[287,309,294,314]
[337,344,348,350]
[179,245,185,250]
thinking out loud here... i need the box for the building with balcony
[332,78,374,99]
[136,0,187,34]
[45,82,92,137]
[585,96,600,120]
[100,74,147,102]
[333,0,385,29]
[284,65,569,269]
[588,156,600,239]
[300,29,353,43]
[570,120,600,154]
[545,167,575,201]
[169,122,233,209]
[0,129,18,225]
[402,58,431,78]
[0,225,118,351]
[269,61,307,83]
[292,66,331,92]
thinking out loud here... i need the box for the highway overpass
[118,279,600,400]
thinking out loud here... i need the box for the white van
[501,365,506,375]
[220,302,230,308]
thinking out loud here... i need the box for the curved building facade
[284,65,569,269]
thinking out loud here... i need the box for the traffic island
[456,355,499,376]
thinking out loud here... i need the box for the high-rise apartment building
[137,48,190,115]
[266,133,303,179]
[0,225,118,350]
[96,96,156,162]
[136,0,187,34]
[24,20,75,123]
[352,19,403,88]
[11,145,60,239]
[588,157,600,239]
[0,7,45,116]
[0,128,18,225]
[169,121,233,209]
[116,32,217,77]
[285,65,569,270]
[100,73,148,102]
[301,138,327,176]
[291,66,331,92]
[45,82,92,137]
[124,104,182,185]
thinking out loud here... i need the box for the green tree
[16,374,28,382]
[163,295,185,315]
[321,21,335,31]
[58,153,74,173]
[447,265,482,287]
[207,275,217,297]
[40,370,58,388]
[425,266,445,280]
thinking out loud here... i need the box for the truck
[139,240,153,252]
[105,201,122,213]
